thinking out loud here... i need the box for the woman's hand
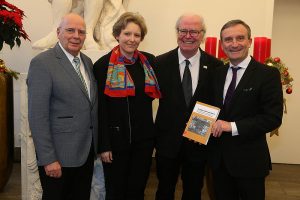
[100,151,113,163]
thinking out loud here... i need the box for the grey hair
[175,13,206,36]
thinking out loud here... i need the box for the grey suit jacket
[27,43,98,167]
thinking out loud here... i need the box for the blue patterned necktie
[73,57,88,95]
[182,59,192,106]
[224,66,241,108]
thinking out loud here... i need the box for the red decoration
[265,57,293,95]
[266,38,271,58]
[253,37,268,63]
[217,39,227,59]
[0,0,30,50]
[286,88,292,94]
[274,57,280,63]
[205,37,217,57]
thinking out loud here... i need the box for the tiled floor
[1,162,300,200]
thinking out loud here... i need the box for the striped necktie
[73,57,88,95]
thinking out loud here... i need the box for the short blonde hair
[112,12,147,41]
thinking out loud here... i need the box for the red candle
[205,37,217,57]
[218,39,227,59]
[266,38,271,58]
[253,37,267,63]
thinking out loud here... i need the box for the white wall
[267,0,300,164]
[9,0,300,163]
[127,0,275,55]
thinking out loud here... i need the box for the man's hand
[211,120,232,137]
[44,161,62,178]
[100,151,113,163]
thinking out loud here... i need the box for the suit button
[90,126,93,129]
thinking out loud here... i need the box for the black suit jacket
[210,57,283,178]
[93,51,156,153]
[155,47,223,159]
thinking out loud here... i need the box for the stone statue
[32,0,129,50]
[20,74,43,200]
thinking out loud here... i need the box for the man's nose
[185,32,192,38]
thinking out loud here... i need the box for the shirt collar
[178,48,201,67]
[58,42,80,61]
[229,55,251,70]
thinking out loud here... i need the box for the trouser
[103,139,154,200]
[38,148,94,200]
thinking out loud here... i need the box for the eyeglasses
[64,28,87,36]
[177,29,202,37]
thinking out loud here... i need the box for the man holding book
[154,13,222,200]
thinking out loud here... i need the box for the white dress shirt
[223,55,251,136]
[178,48,201,95]
[59,42,91,98]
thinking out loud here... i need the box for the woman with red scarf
[93,12,161,200]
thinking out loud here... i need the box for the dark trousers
[103,139,154,200]
[155,144,206,200]
[38,148,94,200]
[212,160,265,200]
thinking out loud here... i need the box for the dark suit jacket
[93,51,156,153]
[28,44,98,167]
[210,57,283,178]
[155,47,223,159]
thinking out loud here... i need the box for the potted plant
[0,0,29,190]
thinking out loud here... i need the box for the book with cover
[183,101,220,145]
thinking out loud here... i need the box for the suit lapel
[193,50,209,99]
[81,53,97,106]
[170,49,187,107]
[228,58,257,108]
[217,64,228,107]
[54,44,91,103]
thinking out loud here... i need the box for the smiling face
[116,22,142,58]
[177,15,205,59]
[57,14,86,56]
[221,24,252,66]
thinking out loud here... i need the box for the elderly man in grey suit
[27,13,98,200]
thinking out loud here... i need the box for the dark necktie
[73,57,88,95]
[224,66,241,107]
[182,59,192,106]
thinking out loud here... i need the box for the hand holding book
[211,120,232,137]
[183,102,220,145]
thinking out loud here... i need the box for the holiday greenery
[265,57,293,94]
[0,58,19,79]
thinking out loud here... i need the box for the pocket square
[203,65,207,69]
[243,87,253,92]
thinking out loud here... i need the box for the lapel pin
[203,65,207,69]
